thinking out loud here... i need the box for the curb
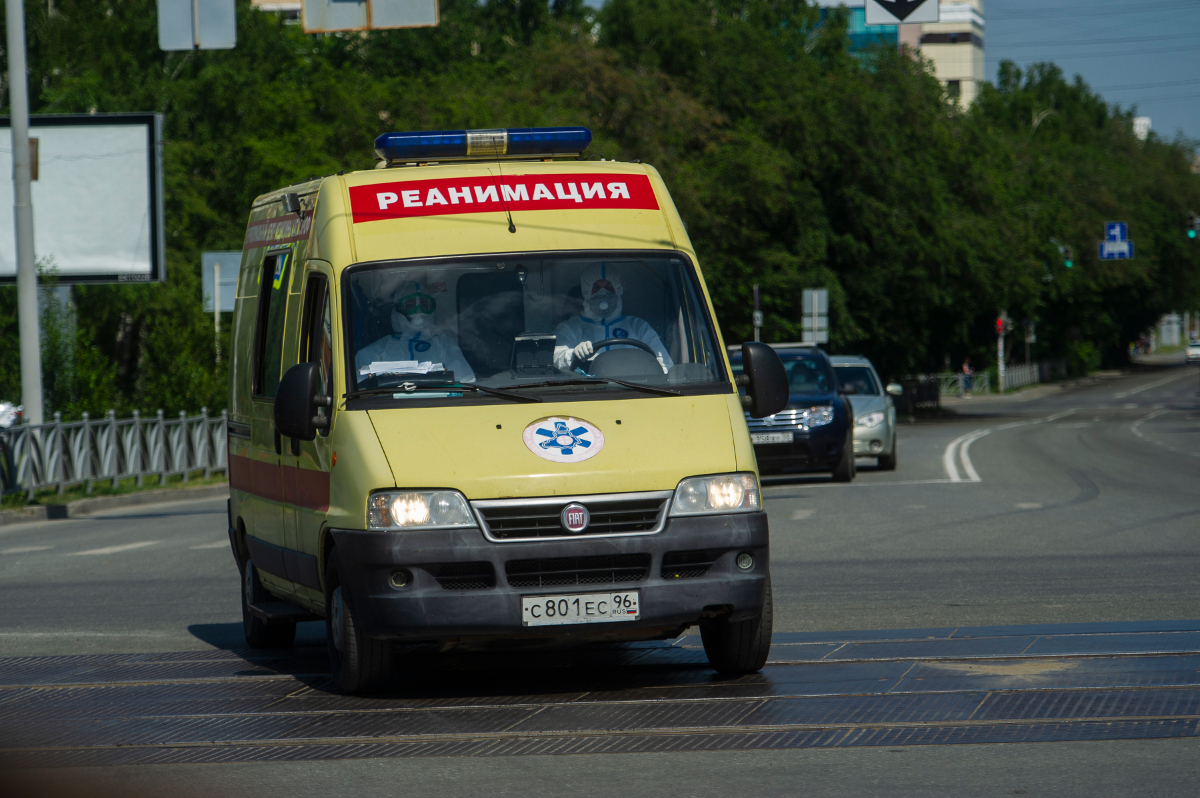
[0,483,229,528]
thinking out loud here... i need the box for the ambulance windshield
[344,253,727,401]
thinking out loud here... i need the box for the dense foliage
[0,0,1197,417]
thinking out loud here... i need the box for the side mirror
[886,382,904,396]
[737,342,788,419]
[275,363,332,443]
[280,192,302,215]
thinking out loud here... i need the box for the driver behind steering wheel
[552,263,675,374]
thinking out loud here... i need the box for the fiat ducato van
[227,127,787,693]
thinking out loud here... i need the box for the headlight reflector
[790,405,834,429]
[670,473,760,516]
[368,490,475,530]
[856,411,885,428]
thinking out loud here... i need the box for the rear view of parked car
[731,347,856,482]
[830,356,901,470]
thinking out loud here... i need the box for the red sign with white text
[348,173,660,224]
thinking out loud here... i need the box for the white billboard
[302,0,438,33]
[0,114,166,284]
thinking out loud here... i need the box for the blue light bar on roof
[374,127,592,162]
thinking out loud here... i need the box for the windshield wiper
[345,383,542,403]
[505,378,682,397]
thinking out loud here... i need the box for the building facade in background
[817,1,986,106]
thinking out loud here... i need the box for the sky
[582,0,1200,142]
[986,0,1200,142]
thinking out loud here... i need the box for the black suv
[730,347,856,481]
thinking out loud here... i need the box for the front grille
[425,562,494,590]
[506,554,651,588]
[662,549,725,579]
[475,495,668,540]
[745,409,807,432]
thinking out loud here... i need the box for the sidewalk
[0,482,229,527]
[1130,350,1187,367]
[940,370,1125,409]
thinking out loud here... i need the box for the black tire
[241,559,296,649]
[877,442,897,471]
[326,549,392,694]
[700,576,774,675]
[831,437,857,482]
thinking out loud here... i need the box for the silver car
[830,355,901,470]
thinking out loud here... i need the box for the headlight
[856,411,885,428]
[670,473,761,516]
[367,490,476,530]
[792,405,834,429]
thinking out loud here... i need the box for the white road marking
[790,509,815,520]
[1,545,53,555]
[0,631,183,640]
[1132,409,1169,442]
[763,478,970,490]
[905,504,927,509]
[943,429,989,482]
[1115,369,1193,398]
[1016,502,1042,509]
[190,541,228,550]
[959,430,989,482]
[69,541,159,556]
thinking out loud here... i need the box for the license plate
[521,591,640,627]
[751,431,793,444]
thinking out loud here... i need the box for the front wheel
[326,549,392,694]
[831,437,857,482]
[700,576,773,675]
[241,559,296,649]
[877,441,897,471]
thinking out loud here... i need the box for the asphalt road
[0,364,1197,796]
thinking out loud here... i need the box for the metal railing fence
[936,372,992,397]
[0,409,227,499]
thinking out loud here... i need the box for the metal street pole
[213,261,222,364]
[6,0,43,424]
[997,310,1006,394]
[752,284,761,342]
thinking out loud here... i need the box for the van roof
[257,160,687,266]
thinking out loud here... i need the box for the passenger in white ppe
[553,264,674,374]
[355,281,476,382]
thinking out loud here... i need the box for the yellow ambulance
[227,127,788,693]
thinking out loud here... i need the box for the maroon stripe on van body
[228,453,330,511]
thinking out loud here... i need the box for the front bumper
[852,422,893,456]
[331,512,769,642]
[752,426,845,470]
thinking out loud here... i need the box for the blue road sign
[1099,241,1134,260]
[1099,222,1133,260]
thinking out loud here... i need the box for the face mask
[407,311,431,329]
[588,290,616,317]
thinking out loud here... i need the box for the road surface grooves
[2,620,1198,768]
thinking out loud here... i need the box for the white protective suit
[553,263,674,373]
[355,287,476,382]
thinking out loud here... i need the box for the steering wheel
[586,337,657,360]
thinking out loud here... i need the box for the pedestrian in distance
[961,356,973,398]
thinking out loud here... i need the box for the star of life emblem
[522,417,605,463]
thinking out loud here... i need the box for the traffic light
[995,317,1004,335]
[1188,214,1198,240]
[1063,245,1074,269]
